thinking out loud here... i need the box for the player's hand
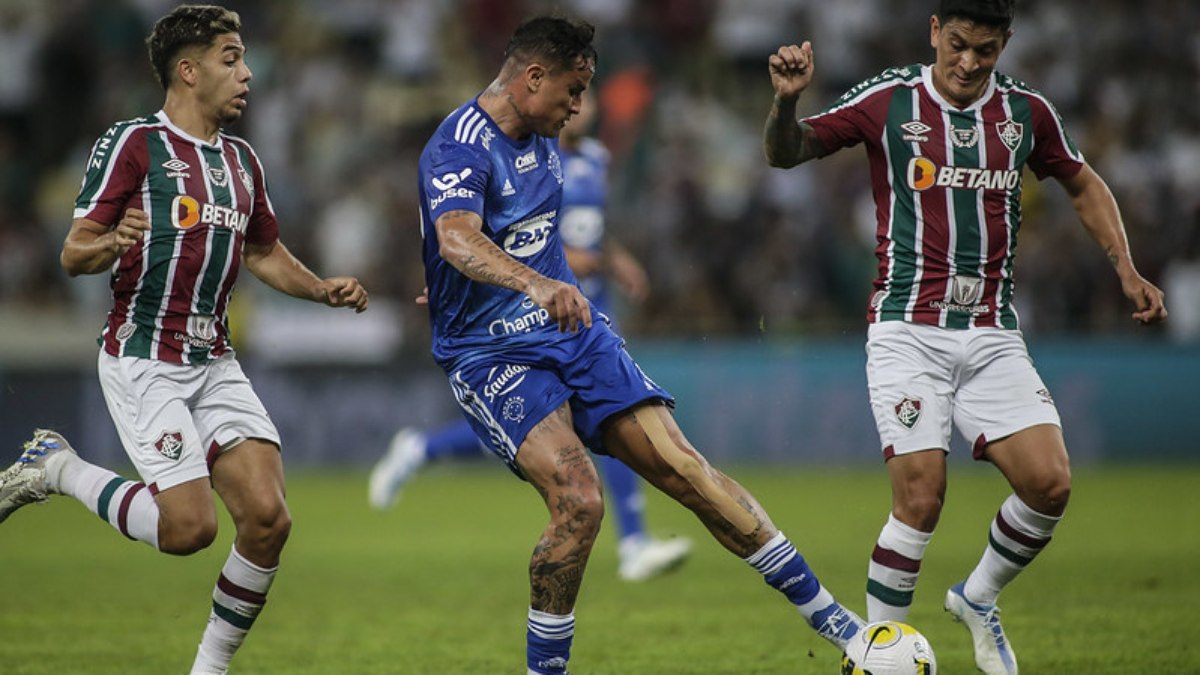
[109,208,151,256]
[528,278,592,333]
[415,286,429,305]
[769,42,815,101]
[319,276,369,313]
[1121,274,1167,324]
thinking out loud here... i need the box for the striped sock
[526,608,574,674]
[746,532,835,623]
[191,545,276,674]
[964,494,1060,604]
[866,514,932,621]
[51,453,159,548]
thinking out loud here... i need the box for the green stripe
[123,132,182,358]
[989,531,1034,566]
[866,579,914,607]
[880,85,918,320]
[947,110,982,329]
[213,602,257,630]
[96,477,125,524]
[998,93,1034,329]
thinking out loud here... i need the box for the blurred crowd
[1,0,1197,350]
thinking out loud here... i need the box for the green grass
[1,463,1198,673]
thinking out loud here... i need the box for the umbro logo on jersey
[900,120,931,143]
[501,179,515,196]
[996,119,1024,152]
[162,158,190,178]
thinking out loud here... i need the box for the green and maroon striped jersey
[74,111,279,364]
[804,65,1084,329]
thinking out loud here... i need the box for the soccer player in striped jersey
[421,16,862,675]
[0,6,367,674]
[763,1,1167,673]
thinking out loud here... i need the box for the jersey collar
[920,65,997,113]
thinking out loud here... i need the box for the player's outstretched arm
[436,209,591,332]
[61,209,151,276]
[764,42,824,169]
[243,240,369,312]
[1059,163,1167,324]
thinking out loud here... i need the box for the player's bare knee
[238,501,292,555]
[160,515,218,555]
[894,493,943,531]
[554,485,604,538]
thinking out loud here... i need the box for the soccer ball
[840,620,937,675]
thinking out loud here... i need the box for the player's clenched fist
[768,41,815,101]
[110,208,151,256]
[528,277,592,333]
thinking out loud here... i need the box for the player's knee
[1025,473,1071,517]
[238,498,293,555]
[159,512,219,555]
[894,493,943,531]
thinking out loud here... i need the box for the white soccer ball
[840,620,937,675]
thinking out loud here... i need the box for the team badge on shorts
[502,396,527,423]
[894,397,923,429]
[154,430,185,460]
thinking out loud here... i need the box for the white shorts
[98,351,281,492]
[865,322,1060,460]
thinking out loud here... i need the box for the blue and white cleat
[0,429,77,523]
[811,602,865,651]
[945,581,1018,675]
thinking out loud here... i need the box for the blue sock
[746,532,823,607]
[596,454,645,541]
[425,420,485,462]
[526,609,573,674]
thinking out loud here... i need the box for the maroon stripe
[972,434,988,460]
[996,509,1049,549]
[871,544,921,573]
[217,573,267,605]
[882,444,897,461]
[206,440,222,471]
[116,482,147,540]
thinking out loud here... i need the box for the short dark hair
[503,16,597,73]
[938,0,1015,32]
[146,4,241,90]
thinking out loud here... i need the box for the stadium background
[0,0,1196,468]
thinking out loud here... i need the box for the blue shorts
[445,321,673,478]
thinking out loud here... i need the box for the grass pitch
[0,463,1197,673]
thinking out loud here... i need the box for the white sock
[964,494,1060,605]
[49,452,159,549]
[191,545,276,674]
[866,513,932,621]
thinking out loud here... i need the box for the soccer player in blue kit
[371,92,693,583]
[418,16,863,674]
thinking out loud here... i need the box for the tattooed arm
[435,209,592,332]
[1058,163,1166,324]
[763,42,825,168]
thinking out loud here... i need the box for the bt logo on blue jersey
[503,212,556,258]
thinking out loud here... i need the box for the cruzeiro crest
[996,119,1024,152]
[894,397,922,429]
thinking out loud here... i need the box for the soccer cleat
[945,581,1018,675]
[0,429,77,524]
[617,536,693,582]
[368,428,428,510]
[810,602,865,651]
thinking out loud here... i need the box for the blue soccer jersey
[418,99,580,370]
[557,138,611,314]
